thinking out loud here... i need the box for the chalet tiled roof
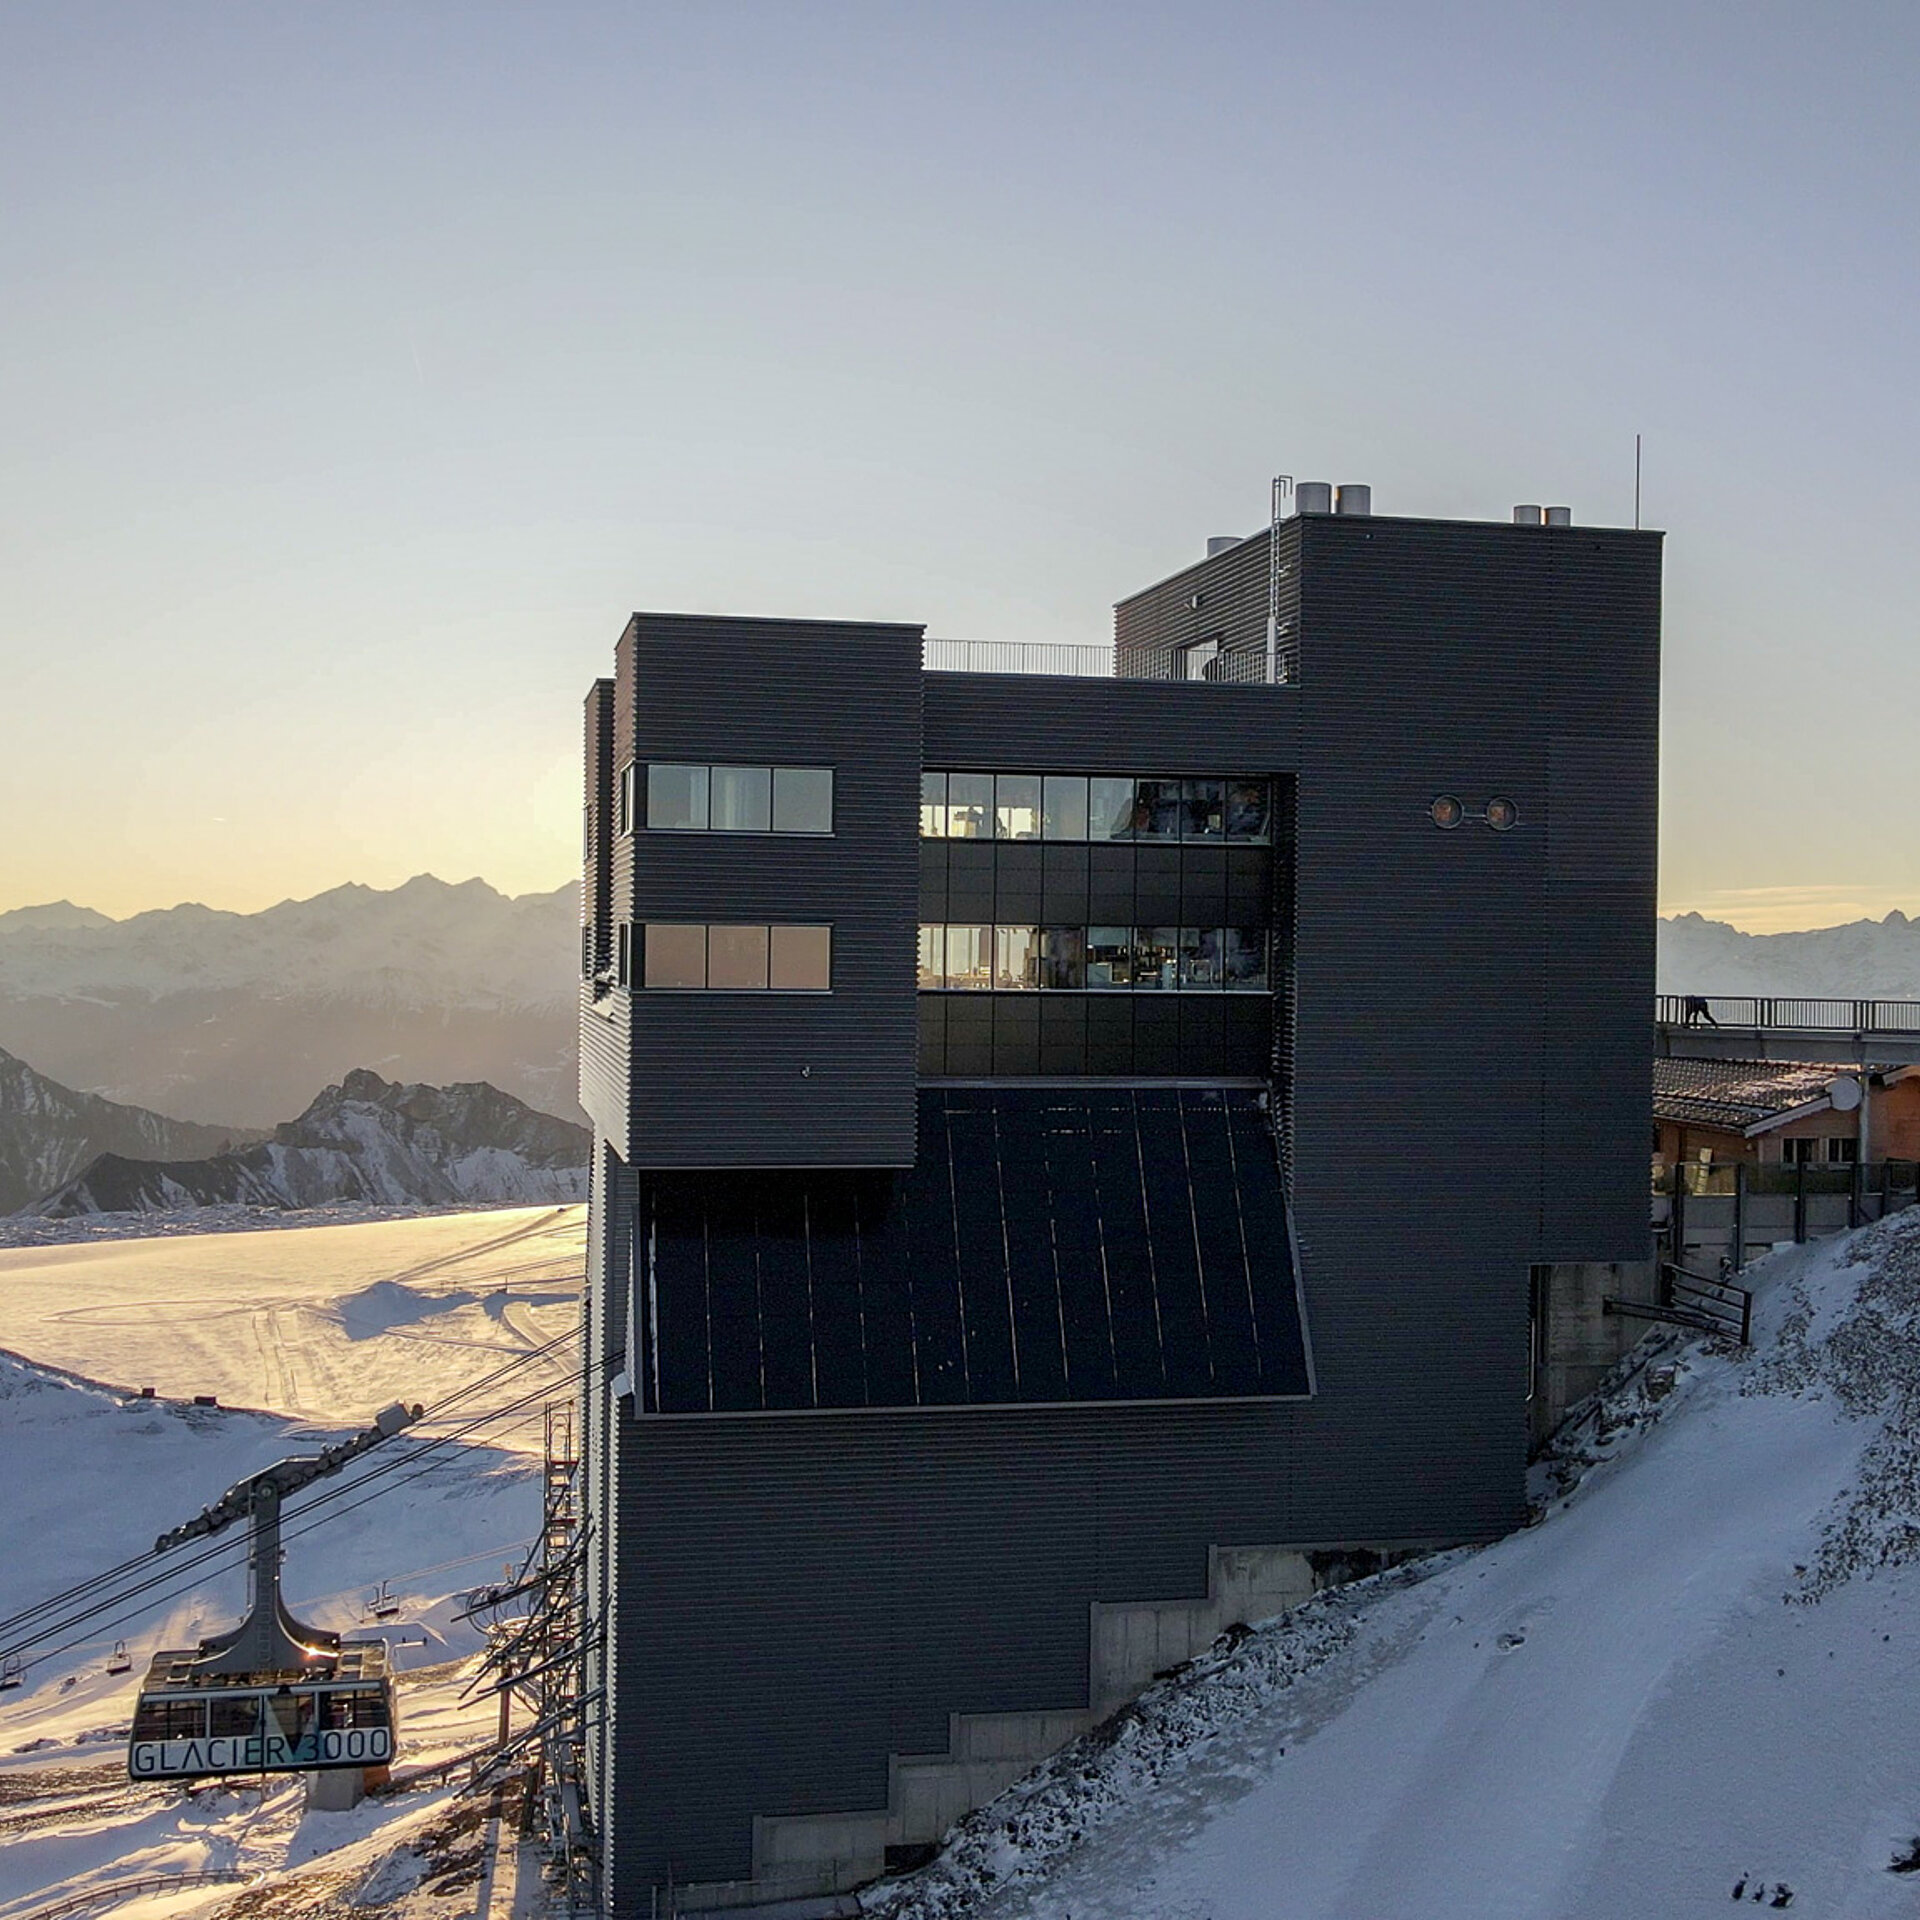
[1653,1057,1840,1134]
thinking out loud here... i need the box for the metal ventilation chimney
[1544,505,1572,526]
[1296,481,1333,514]
[1514,504,1545,525]
[1334,483,1371,515]
[1205,536,1241,557]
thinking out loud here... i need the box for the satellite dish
[1828,1076,1863,1113]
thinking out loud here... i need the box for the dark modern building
[577,485,1663,1912]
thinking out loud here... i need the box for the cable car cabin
[128,1641,394,1781]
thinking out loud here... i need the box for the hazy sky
[3,2,1916,931]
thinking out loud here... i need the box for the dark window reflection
[1225,780,1270,841]
[994,774,1042,841]
[1089,778,1137,840]
[1087,927,1133,988]
[1133,927,1179,989]
[1042,775,1089,842]
[1134,780,1182,839]
[1182,779,1224,838]
[1040,927,1085,989]
[1178,927,1221,988]
[1223,928,1268,990]
[947,773,992,841]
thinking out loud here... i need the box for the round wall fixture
[1429,795,1464,829]
[1485,797,1519,831]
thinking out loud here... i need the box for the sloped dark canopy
[635,1086,1310,1414]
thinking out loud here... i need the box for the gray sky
[3,1,1915,929]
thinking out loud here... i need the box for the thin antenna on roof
[1634,433,1642,529]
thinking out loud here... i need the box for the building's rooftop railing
[923,639,1113,677]
[921,637,1285,683]
[1658,994,1920,1034]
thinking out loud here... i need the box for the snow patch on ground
[868,1213,1920,1920]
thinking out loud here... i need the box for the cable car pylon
[127,1400,422,1803]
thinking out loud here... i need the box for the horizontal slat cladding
[613,1398,1511,1888]
[578,987,629,1154]
[590,528,1661,1900]
[583,680,615,978]
[922,672,1302,771]
[1112,521,1300,682]
[623,614,924,1168]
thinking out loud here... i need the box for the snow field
[875,1217,1920,1920]
[0,1206,582,1919]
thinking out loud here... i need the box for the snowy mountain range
[28,1067,590,1217]
[0,875,579,1127]
[1658,908,1920,998]
[0,1046,263,1215]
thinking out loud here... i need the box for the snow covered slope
[29,1071,588,1216]
[0,1049,260,1215]
[874,1214,1920,1920]
[0,875,578,1127]
[0,1204,583,1436]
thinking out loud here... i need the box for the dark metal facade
[581,512,1662,1905]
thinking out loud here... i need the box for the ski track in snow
[873,1217,1920,1920]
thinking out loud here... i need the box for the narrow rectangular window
[993,774,1042,842]
[647,765,709,831]
[1177,926,1221,988]
[1133,927,1179,989]
[1089,777,1138,840]
[1134,781,1182,840]
[1225,779,1270,841]
[947,923,992,988]
[643,924,707,989]
[773,766,834,834]
[617,763,637,836]
[769,925,831,990]
[920,772,948,839]
[946,773,993,841]
[995,925,1040,989]
[1182,779,1224,839]
[1087,926,1132,988]
[1041,774,1089,842]
[710,766,772,833]
[615,922,632,987]
[1040,927,1085,989]
[707,923,770,989]
[1223,927,1269,991]
[917,924,946,989]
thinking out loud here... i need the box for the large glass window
[644,924,707,988]
[1041,775,1089,842]
[945,774,993,840]
[995,925,1041,989]
[1089,777,1139,841]
[1087,927,1133,989]
[769,925,831,990]
[642,924,831,990]
[709,765,772,833]
[647,765,709,832]
[994,774,1042,842]
[916,924,1272,994]
[1040,926,1085,989]
[920,772,1272,843]
[773,766,833,834]
[947,923,993,989]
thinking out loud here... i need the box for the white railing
[922,639,1113,677]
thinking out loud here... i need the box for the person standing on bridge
[1682,994,1719,1026]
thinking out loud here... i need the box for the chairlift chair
[1,1656,23,1691]
[107,1640,133,1676]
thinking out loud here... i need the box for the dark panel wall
[922,671,1300,770]
[583,680,615,984]
[609,1394,1502,1892]
[618,613,925,1168]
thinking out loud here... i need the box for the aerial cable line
[1,1352,604,1670]
[0,1325,585,1647]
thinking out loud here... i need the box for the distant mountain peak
[0,901,114,932]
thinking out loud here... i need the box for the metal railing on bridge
[1658,994,1920,1033]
